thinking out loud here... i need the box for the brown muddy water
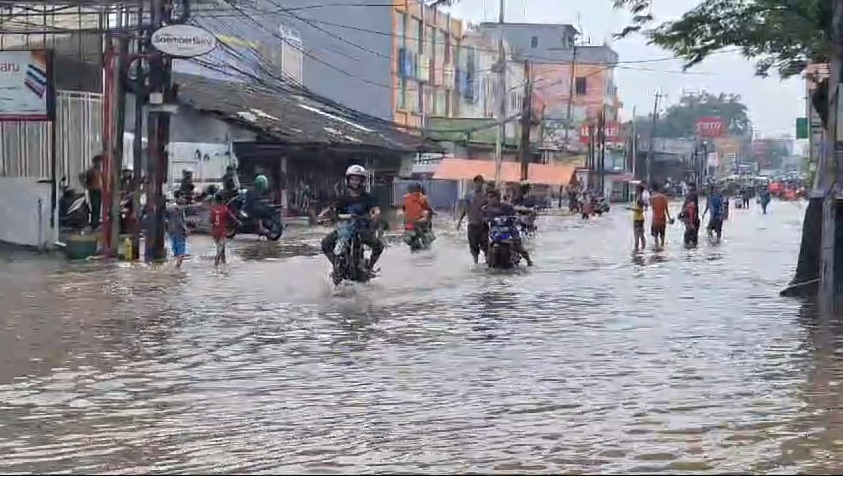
[0,201,835,474]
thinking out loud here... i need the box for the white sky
[445,0,804,138]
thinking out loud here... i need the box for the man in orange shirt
[402,183,433,240]
[649,182,673,248]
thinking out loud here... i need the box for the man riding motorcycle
[511,180,539,233]
[402,182,434,246]
[483,188,534,266]
[177,168,196,202]
[319,165,386,273]
[220,165,241,202]
[243,174,274,235]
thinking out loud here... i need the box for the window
[575,76,587,95]
[397,12,406,47]
[444,33,451,63]
[445,89,453,116]
[435,30,445,65]
[412,17,422,50]
[510,91,518,112]
[424,84,433,115]
[427,26,435,58]
[397,77,407,110]
[408,81,420,112]
[435,90,447,116]
[531,35,538,48]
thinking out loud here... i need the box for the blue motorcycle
[487,216,521,269]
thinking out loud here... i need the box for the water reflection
[0,201,835,474]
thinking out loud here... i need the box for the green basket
[64,234,99,260]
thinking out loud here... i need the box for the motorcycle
[58,187,91,230]
[593,197,610,216]
[332,213,373,285]
[403,212,434,252]
[486,215,521,269]
[515,206,537,237]
[224,190,284,241]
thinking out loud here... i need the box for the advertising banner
[695,117,725,138]
[578,121,620,143]
[0,50,55,121]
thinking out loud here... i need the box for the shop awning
[433,159,575,186]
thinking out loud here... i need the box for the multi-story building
[477,22,620,151]
[392,0,464,128]
[184,1,304,84]
[275,0,462,126]
[453,29,525,140]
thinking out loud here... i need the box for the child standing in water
[632,184,647,252]
[164,196,189,268]
[679,196,698,248]
[209,195,229,266]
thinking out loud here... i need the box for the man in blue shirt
[703,186,725,240]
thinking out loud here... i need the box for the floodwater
[0,200,836,474]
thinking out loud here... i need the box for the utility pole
[587,121,595,189]
[597,108,606,195]
[518,59,533,181]
[493,0,506,186]
[646,92,661,185]
[130,4,146,260]
[144,0,178,262]
[630,105,637,181]
[563,39,578,152]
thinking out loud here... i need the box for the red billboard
[695,117,725,138]
[579,121,621,143]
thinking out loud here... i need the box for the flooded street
[0,200,837,474]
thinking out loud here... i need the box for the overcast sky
[445,0,804,138]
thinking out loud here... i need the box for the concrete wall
[0,178,53,248]
[277,0,394,119]
[477,23,577,60]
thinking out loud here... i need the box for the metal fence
[0,91,103,188]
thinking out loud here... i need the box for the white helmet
[345,164,367,178]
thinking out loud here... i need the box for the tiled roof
[175,74,435,152]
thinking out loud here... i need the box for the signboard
[796,117,809,139]
[151,24,217,58]
[695,117,725,138]
[578,121,620,143]
[707,152,719,168]
[0,50,54,121]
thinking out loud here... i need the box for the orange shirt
[403,192,430,223]
[651,193,669,224]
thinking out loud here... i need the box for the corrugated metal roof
[175,73,435,152]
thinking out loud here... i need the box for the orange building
[392,0,464,129]
[531,53,621,152]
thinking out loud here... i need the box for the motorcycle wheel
[264,219,283,241]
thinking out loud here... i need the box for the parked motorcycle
[486,215,521,269]
[58,187,91,230]
[224,191,284,241]
[332,213,373,285]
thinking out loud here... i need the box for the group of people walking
[631,180,771,251]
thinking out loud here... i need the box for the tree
[613,0,831,121]
[611,0,834,296]
[629,91,751,140]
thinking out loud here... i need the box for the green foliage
[613,0,831,78]
[632,91,752,138]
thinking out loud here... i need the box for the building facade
[392,0,464,128]
[477,23,620,152]
[452,29,525,141]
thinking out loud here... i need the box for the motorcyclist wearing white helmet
[319,164,385,272]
